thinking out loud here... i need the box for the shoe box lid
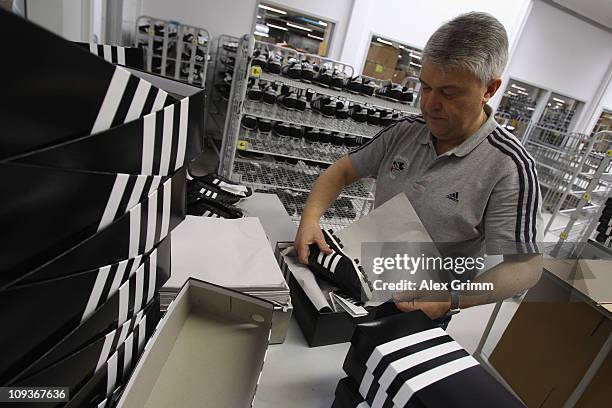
[117,278,274,408]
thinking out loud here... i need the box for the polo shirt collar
[418,105,498,156]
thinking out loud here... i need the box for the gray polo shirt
[349,105,543,256]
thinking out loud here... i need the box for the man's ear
[483,77,502,103]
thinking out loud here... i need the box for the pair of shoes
[376,83,414,103]
[278,87,307,111]
[308,229,374,300]
[346,76,377,96]
[280,58,315,81]
[310,95,337,117]
[188,173,253,198]
[186,180,241,205]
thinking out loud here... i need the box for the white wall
[507,1,612,116]
[26,0,85,41]
[340,0,532,75]
[139,0,352,59]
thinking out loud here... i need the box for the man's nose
[422,91,443,112]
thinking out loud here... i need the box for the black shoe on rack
[367,109,381,126]
[349,103,367,123]
[188,173,253,198]
[331,132,345,146]
[273,122,292,137]
[262,86,277,104]
[361,79,377,96]
[305,128,320,143]
[295,94,308,111]
[310,95,336,117]
[308,229,374,300]
[305,89,316,102]
[301,61,315,82]
[314,66,333,87]
[331,70,347,90]
[343,134,358,147]
[335,101,349,120]
[281,58,302,79]
[257,118,272,133]
[401,87,414,103]
[247,83,263,101]
[319,130,332,144]
[251,52,268,70]
[290,124,303,139]
[380,109,394,126]
[376,82,403,101]
[241,115,257,130]
[186,181,242,206]
[278,92,298,110]
[267,53,282,74]
[347,76,363,94]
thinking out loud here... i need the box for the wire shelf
[243,100,383,138]
[256,72,420,114]
[233,158,374,200]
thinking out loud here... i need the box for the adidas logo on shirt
[446,192,459,203]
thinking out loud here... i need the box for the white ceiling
[553,0,612,29]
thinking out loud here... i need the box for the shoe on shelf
[251,52,268,70]
[257,118,272,133]
[267,53,282,74]
[305,128,320,143]
[347,76,363,94]
[247,83,262,101]
[335,101,349,120]
[380,109,394,126]
[360,78,377,96]
[310,95,336,117]
[273,122,292,137]
[367,109,381,126]
[278,92,298,110]
[223,41,238,53]
[281,58,302,79]
[290,124,303,139]
[331,132,345,146]
[349,103,367,123]
[262,86,277,104]
[188,173,253,198]
[343,134,358,147]
[308,229,374,300]
[331,70,347,90]
[376,82,403,101]
[401,87,414,103]
[305,89,316,102]
[314,66,333,88]
[301,61,315,82]
[241,115,257,130]
[295,94,308,112]
[319,130,332,144]
[186,181,242,206]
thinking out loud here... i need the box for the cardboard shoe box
[117,279,274,408]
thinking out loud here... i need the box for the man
[294,12,543,322]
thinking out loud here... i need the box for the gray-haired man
[295,12,543,322]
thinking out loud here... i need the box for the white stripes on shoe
[316,251,342,273]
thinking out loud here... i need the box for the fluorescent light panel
[267,23,288,31]
[318,20,328,27]
[410,62,421,67]
[376,37,393,46]
[258,4,287,14]
[287,22,312,32]
[409,53,422,60]
[511,84,527,91]
[307,34,324,41]
[553,97,566,103]
[254,31,269,37]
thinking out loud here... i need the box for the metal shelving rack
[204,34,239,156]
[537,131,612,258]
[135,16,210,88]
[218,36,421,229]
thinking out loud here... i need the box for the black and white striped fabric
[332,377,374,408]
[0,243,169,384]
[11,296,160,385]
[345,312,525,408]
[15,91,205,176]
[76,42,145,69]
[1,9,177,159]
[16,302,158,394]
[6,168,184,288]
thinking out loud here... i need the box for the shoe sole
[322,229,373,300]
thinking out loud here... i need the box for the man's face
[419,58,494,140]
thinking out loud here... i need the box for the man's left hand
[392,291,451,320]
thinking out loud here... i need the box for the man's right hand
[294,217,333,264]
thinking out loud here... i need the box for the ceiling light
[511,84,527,91]
[287,22,312,32]
[307,34,324,41]
[553,97,566,104]
[257,15,262,18]
[398,45,405,50]
[376,37,393,46]
[517,90,529,96]
[527,107,535,111]
[410,62,422,67]
[409,53,422,60]
[507,91,518,96]
[318,20,328,27]
[267,23,288,31]
[258,4,287,14]
[398,55,402,59]
[254,31,269,37]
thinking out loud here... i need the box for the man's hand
[294,217,332,264]
[392,290,451,320]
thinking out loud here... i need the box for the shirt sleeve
[483,165,543,254]
[348,124,397,179]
